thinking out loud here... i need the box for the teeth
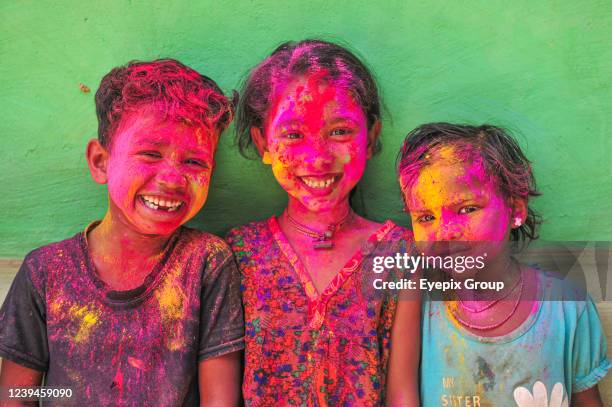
[141,195,183,210]
[144,200,158,210]
[302,177,335,189]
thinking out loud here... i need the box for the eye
[185,158,209,169]
[459,206,478,214]
[417,214,435,223]
[284,131,302,140]
[138,151,162,159]
[330,128,351,136]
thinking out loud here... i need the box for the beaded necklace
[450,266,524,331]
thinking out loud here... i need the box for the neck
[284,197,352,230]
[89,210,172,263]
[455,254,520,300]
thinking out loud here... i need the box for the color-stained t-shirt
[420,270,611,407]
[226,216,414,407]
[0,224,244,406]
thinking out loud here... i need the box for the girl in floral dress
[226,39,420,406]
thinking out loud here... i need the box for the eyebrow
[137,140,211,155]
[186,149,212,157]
[276,119,304,127]
[276,116,358,128]
[327,117,358,125]
[448,198,476,206]
[408,196,484,212]
[138,139,167,146]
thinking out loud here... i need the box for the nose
[436,216,463,241]
[303,137,334,168]
[156,161,188,190]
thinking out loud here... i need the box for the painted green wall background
[1,0,610,257]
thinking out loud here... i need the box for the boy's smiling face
[102,108,216,236]
[255,73,375,213]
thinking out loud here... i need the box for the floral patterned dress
[226,216,413,406]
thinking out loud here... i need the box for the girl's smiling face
[256,73,375,213]
[401,146,523,258]
[104,108,216,236]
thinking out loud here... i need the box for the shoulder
[177,227,235,270]
[534,268,594,323]
[21,232,84,294]
[388,222,414,241]
[375,220,414,252]
[224,218,272,250]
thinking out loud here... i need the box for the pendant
[313,239,333,250]
[313,228,334,250]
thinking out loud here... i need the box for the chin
[131,219,183,237]
[297,195,342,213]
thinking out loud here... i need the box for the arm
[570,297,610,406]
[198,351,242,407]
[386,297,421,407]
[0,359,43,407]
[198,243,245,407]
[571,385,604,407]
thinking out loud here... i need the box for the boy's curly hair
[95,58,233,147]
[397,123,542,244]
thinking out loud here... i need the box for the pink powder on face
[263,72,370,213]
[105,106,216,236]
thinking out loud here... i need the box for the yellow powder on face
[126,183,140,207]
[68,304,101,343]
[411,148,465,211]
[271,159,286,175]
[339,153,351,164]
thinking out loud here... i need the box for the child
[226,39,420,406]
[0,59,244,405]
[397,123,610,406]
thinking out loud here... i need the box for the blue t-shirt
[421,270,610,407]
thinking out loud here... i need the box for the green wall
[1,0,611,256]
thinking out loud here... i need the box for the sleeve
[0,259,49,371]
[198,248,245,361]
[571,297,611,392]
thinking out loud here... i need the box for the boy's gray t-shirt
[0,225,244,406]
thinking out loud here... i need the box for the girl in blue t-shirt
[397,123,610,406]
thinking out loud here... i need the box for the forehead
[406,146,496,208]
[112,107,216,152]
[269,74,364,124]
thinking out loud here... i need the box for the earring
[514,217,522,227]
[262,151,271,165]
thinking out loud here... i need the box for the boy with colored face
[0,59,244,406]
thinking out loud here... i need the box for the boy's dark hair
[397,123,542,243]
[236,39,382,158]
[95,58,233,147]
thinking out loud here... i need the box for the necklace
[458,265,522,313]
[450,267,524,331]
[286,210,352,250]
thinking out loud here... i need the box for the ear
[251,126,271,164]
[366,120,381,159]
[509,198,528,229]
[86,139,109,184]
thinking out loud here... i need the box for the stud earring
[514,217,522,227]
